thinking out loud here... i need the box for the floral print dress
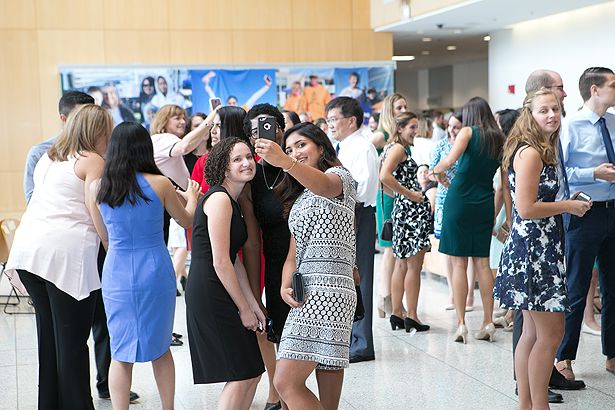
[494,159,568,312]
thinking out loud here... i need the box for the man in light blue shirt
[557,67,615,379]
[23,91,94,203]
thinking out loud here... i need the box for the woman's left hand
[254,138,291,169]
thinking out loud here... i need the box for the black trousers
[350,206,376,357]
[92,247,111,394]
[19,270,97,410]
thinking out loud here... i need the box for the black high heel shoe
[404,317,430,332]
[390,315,405,330]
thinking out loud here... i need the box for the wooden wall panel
[352,0,372,29]
[351,31,393,60]
[0,172,26,212]
[292,0,352,30]
[169,31,233,64]
[37,30,105,135]
[168,0,233,30]
[293,30,353,62]
[0,0,36,29]
[0,31,42,172]
[232,30,294,64]
[231,0,293,31]
[104,31,170,64]
[103,0,169,30]
[35,0,104,30]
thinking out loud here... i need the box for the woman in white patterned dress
[254,122,357,410]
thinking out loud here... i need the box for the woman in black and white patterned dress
[254,122,357,410]
[380,112,432,333]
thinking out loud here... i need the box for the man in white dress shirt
[326,97,379,363]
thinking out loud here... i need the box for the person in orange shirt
[304,75,331,120]
[283,81,307,114]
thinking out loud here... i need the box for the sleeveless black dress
[185,185,264,383]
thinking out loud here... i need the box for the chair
[0,218,32,314]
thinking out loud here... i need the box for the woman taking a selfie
[255,122,357,410]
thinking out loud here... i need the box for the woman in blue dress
[94,122,201,410]
[494,90,590,410]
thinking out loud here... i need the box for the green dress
[438,127,500,257]
[376,130,394,247]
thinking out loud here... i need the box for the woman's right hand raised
[566,198,591,217]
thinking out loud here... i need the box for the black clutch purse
[380,220,393,241]
[291,271,305,302]
[354,285,365,322]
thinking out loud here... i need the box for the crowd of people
[3,65,615,410]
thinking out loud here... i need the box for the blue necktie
[558,141,570,199]
[598,117,615,165]
[336,143,340,155]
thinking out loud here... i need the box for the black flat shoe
[98,390,140,404]
[172,332,183,339]
[176,288,181,297]
[404,317,430,332]
[264,401,282,410]
[171,336,183,346]
[180,275,187,291]
[389,314,405,330]
[549,367,585,390]
[349,354,375,364]
[515,386,563,404]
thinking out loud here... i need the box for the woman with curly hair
[185,137,266,410]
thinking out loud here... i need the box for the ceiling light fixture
[422,37,432,42]
[392,55,416,61]
[484,35,491,41]
[447,45,457,51]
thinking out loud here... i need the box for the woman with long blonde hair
[6,104,113,409]
[494,89,590,410]
[370,93,408,318]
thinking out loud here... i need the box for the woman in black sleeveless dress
[185,138,265,410]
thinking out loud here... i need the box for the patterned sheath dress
[277,167,357,370]
[383,143,432,259]
[494,153,568,312]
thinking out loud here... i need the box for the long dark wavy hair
[462,96,505,160]
[274,122,342,217]
[97,122,163,208]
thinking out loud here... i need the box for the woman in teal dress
[370,93,408,318]
[432,97,504,344]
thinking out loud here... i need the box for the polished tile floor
[1,254,614,409]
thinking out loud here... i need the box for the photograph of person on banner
[193,69,275,113]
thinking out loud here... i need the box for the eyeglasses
[142,83,153,87]
[326,116,350,125]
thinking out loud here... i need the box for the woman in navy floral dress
[494,90,591,410]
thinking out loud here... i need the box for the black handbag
[353,285,365,322]
[379,183,393,241]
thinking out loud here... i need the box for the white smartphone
[575,192,591,202]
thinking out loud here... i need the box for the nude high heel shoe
[453,324,468,344]
[377,295,392,318]
[474,323,496,342]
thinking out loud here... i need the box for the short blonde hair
[48,104,113,161]
[150,104,186,135]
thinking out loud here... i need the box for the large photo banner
[190,69,277,114]
[60,64,394,128]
